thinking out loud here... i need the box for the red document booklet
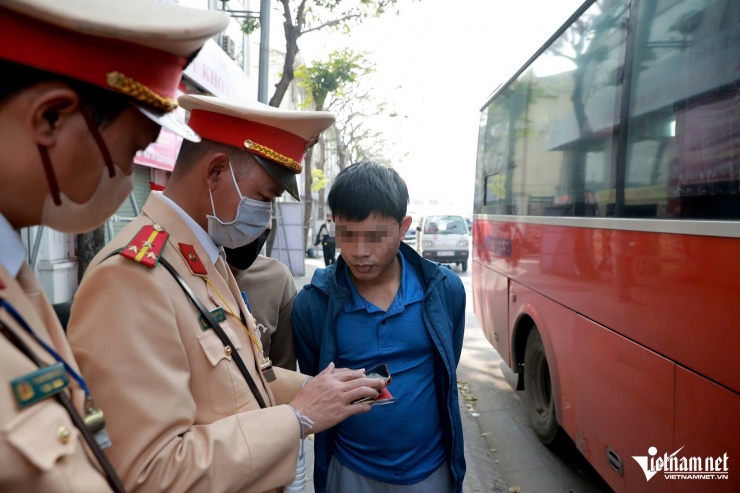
[353,385,395,405]
[369,386,395,406]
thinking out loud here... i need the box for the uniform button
[224,346,232,356]
[57,426,71,445]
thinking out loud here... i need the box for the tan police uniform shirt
[68,192,306,493]
[232,255,297,371]
[0,216,112,492]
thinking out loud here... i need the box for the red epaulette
[178,243,208,276]
[119,224,169,268]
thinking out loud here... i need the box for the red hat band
[0,8,186,112]
[187,110,309,173]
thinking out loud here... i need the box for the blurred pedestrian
[67,96,385,492]
[293,162,467,493]
[314,213,336,266]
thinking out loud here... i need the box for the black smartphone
[352,364,392,404]
[365,364,391,384]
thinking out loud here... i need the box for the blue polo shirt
[333,254,445,484]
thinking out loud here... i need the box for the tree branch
[302,13,363,35]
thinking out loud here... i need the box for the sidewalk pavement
[290,257,507,493]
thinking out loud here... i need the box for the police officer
[226,227,299,371]
[0,1,228,491]
[67,96,386,492]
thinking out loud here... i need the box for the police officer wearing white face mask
[206,160,273,249]
[67,96,388,493]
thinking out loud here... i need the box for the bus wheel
[524,328,559,445]
[461,260,468,272]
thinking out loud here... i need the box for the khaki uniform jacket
[68,192,305,493]
[0,262,112,492]
[232,255,297,371]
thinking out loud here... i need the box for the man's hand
[288,362,385,434]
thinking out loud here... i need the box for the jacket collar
[310,241,447,296]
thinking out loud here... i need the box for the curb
[458,393,509,493]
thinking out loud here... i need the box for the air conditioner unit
[220,35,236,59]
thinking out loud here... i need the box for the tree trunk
[302,146,315,251]
[265,3,302,256]
[76,226,105,282]
[317,138,326,218]
[335,130,347,170]
[269,1,302,108]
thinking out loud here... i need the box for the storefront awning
[134,127,182,172]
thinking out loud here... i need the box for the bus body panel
[472,257,510,366]
[569,313,675,492]
[473,217,740,393]
[673,368,740,493]
[506,276,676,492]
[473,216,740,492]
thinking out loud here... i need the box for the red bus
[472,0,739,491]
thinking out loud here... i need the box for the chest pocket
[197,322,253,413]
[5,399,79,471]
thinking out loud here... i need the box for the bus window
[525,0,627,218]
[625,0,740,219]
[478,76,532,215]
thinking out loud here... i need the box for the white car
[415,215,470,271]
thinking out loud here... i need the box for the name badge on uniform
[199,307,226,331]
[11,362,69,409]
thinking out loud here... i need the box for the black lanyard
[158,256,268,409]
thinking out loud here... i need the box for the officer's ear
[205,153,231,192]
[28,84,80,147]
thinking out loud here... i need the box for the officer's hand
[289,362,385,435]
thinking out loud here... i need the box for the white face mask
[39,107,135,233]
[40,164,133,233]
[207,162,272,249]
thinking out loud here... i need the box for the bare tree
[267,0,411,108]
[331,88,395,166]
